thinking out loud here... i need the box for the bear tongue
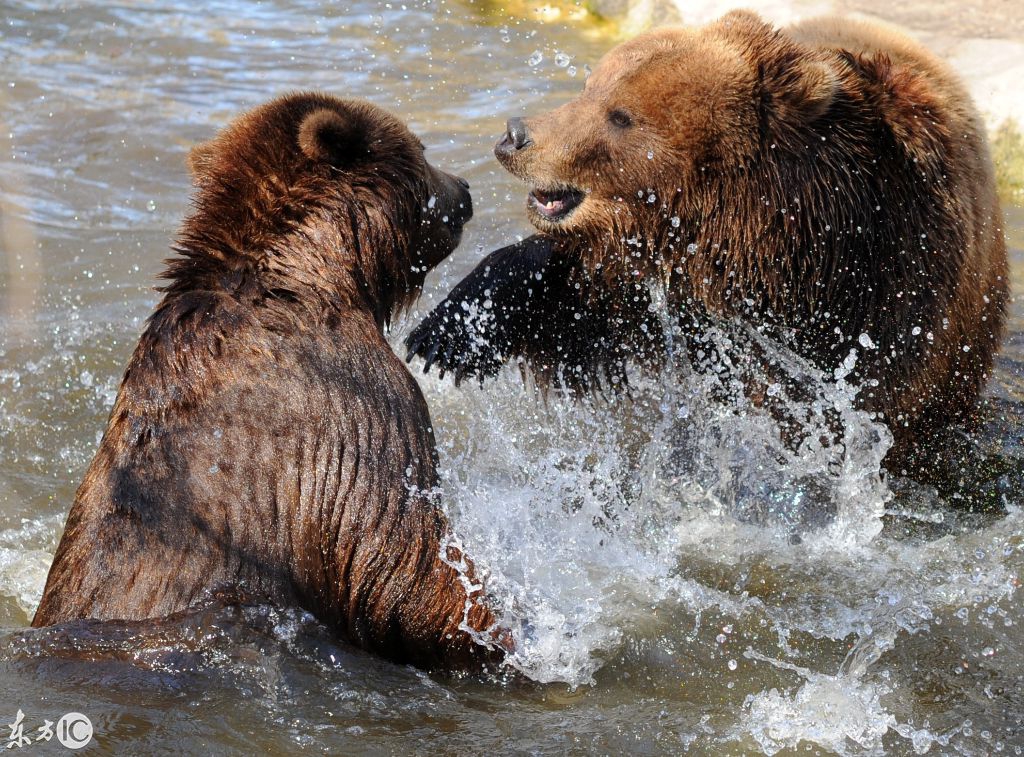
[531,188,573,218]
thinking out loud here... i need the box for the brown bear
[32,92,506,671]
[407,11,1009,473]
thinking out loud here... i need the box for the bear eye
[608,109,633,129]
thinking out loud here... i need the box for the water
[1,1,1023,753]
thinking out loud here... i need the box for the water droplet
[528,50,543,67]
[647,150,654,160]
[146,200,156,212]
[554,52,571,68]
[728,659,738,670]
[670,216,680,228]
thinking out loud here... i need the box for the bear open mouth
[528,186,585,221]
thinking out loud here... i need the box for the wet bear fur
[407,12,1009,474]
[33,92,504,671]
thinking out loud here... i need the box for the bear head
[494,11,836,279]
[181,92,472,321]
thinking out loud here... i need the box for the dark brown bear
[407,12,1009,470]
[32,92,505,670]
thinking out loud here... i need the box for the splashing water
[427,304,895,687]
[414,299,1022,751]
[740,650,894,755]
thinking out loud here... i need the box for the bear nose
[502,117,532,151]
[456,175,470,190]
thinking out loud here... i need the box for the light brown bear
[407,11,1008,474]
[32,92,506,671]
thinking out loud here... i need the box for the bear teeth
[530,187,583,220]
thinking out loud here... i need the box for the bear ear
[186,140,216,182]
[779,57,839,121]
[714,9,777,48]
[718,9,771,33]
[714,11,838,122]
[856,53,950,168]
[298,108,370,166]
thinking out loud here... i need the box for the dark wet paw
[404,298,507,385]
[405,235,557,385]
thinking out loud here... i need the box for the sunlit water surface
[1,2,1022,754]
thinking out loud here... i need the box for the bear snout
[446,173,473,230]
[425,164,474,234]
[495,117,532,159]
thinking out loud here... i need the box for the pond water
[1,1,1022,754]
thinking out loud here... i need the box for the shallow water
[0,1,1022,754]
